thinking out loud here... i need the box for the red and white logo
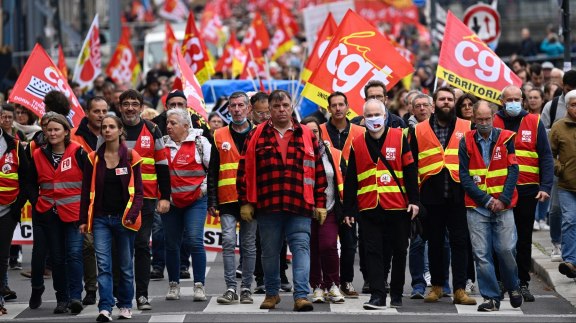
[386,147,396,160]
[521,130,532,143]
[61,157,72,172]
[141,136,151,149]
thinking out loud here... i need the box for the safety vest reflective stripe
[419,147,442,159]
[171,184,201,193]
[215,127,241,204]
[218,178,236,187]
[220,163,238,171]
[170,170,205,177]
[0,186,17,192]
[0,173,18,180]
[168,140,205,208]
[133,122,160,199]
[516,150,538,158]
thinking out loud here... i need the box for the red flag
[175,50,207,120]
[182,12,214,84]
[302,13,337,83]
[268,0,299,36]
[266,23,295,61]
[240,42,266,80]
[215,32,240,77]
[72,14,101,89]
[436,11,521,104]
[159,0,189,22]
[57,44,68,80]
[200,3,224,45]
[9,44,85,127]
[355,1,419,27]
[106,26,141,86]
[164,22,180,70]
[301,9,414,117]
[242,12,270,51]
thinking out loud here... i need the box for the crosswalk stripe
[1,303,28,320]
[149,314,186,322]
[329,296,398,313]
[454,296,523,315]
[203,295,269,312]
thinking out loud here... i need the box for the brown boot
[453,288,477,305]
[424,285,443,303]
[293,298,314,312]
[260,294,281,309]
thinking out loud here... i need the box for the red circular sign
[463,4,501,44]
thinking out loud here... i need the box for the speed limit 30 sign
[463,4,501,44]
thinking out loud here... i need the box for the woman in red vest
[302,117,346,304]
[79,115,143,322]
[28,114,87,314]
[162,108,210,302]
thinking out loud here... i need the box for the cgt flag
[165,22,180,70]
[436,11,521,104]
[182,12,215,85]
[301,9,414,117]
[176,50,208,121]
[9,44,85,127]
[72,14,101,89]
[57,44,68,79]
[106,26,141,87]
[302,13,337,83]
[242,12,270,51]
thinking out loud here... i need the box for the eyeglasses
[121,102,141,108]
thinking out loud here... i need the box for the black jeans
[134,199,155,299]
[513,195,538,285]
[0,215,18,292]
[83,233,97,292]
[361,210,410,299]
[338,221,358,283]
[425,201,469,290]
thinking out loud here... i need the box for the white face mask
[365,116,385,132]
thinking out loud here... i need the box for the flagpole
[248,49,263,92]
[293,51,307,109]
[246,65,258,92]
[264,55,272,91]
[210,82,218,106]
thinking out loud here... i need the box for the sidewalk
[531,229,576,307]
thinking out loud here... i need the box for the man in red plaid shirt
[237,90,328,312]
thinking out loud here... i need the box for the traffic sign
[463,3,501,44]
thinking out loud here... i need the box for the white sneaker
[424,271,432,287]
[117,307,132,319]
[465,279,475,295]
[328,283,345,303]
[96,310,113,322]
[533,220,540,231]
[166,281,180,300]
[312,286,325,303]
[193,282,207,301]
[551,244,562,262]
[539,220,550,231]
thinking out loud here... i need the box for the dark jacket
[73,117,98,151]
[2,130,29,221]
[322,142,346,222]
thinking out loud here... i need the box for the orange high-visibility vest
[132,122,160,199]
[414,118,471,185]
[86,150,143,232]
[0,144,19,205]
[353,129,409,211]
[166,141,205,208]
[70,130,94,153]
[34,142,83,222]
[328,146,344,201]
[463,129,518,209]
[320,122,365,162]
[493,113,540,185]
[215,127,241,204]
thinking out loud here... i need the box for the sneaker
[193,282,207,301]
[150,268,164,281]
[465,279,475,295]
[558,262,576,278]
[96,310,113,322]
[509,289,523,308]
[69,299,83,314]
[363,296,386,310]
[29,286,45,309]
[551,244,562,262]
[217,289,239,304]
[327,283,345,303]
[240,289,253,304]
[166,282,180,300]
[340,282,359,298]
[477,298,500,312]
[390,295,402,308]
[520,284,535,302]
[136,296,152,310]
[254,284,266,294]
[83,290,97,305]
[118,307,132,319]
[424,271,432,287]
[53,301,69,314]
[539,220,550,231]
[180,269,191,279]
[1,287,17,301]
[312,287,325,303]
[362,281,371,294]
[533,220,540,231]
[293,298,314,312]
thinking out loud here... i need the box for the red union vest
[353,129,408,211]
[86,150,143,232]
[34,142,83,222]
[166,140,206,208]
[493,113,540,185]
[133,121,160,199]
[329,146,344,201]
[0,144,19,205]
[215,127,240,205]
[414,117,471,185]
[320,122,365,162]
[464,129,519,209]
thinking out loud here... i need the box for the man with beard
[409,87,476,306]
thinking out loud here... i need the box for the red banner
[164,22,180,70]
[9,44,85,127]
[302,13,338,83]
[200,5,224,45]
[436,11,521,104]
[106,26,141,87]
[355,1,419,27]
[242,12,270,51]
[176,50,208,121]
[268,0,299,36]
[182,12,214,84]
[215,32,241,77]
[301,9,414,116]
[72,15,101,89]
[57,44,68,80]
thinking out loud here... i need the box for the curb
[531,243,576,307]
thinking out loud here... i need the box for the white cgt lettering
[455,40,514,83]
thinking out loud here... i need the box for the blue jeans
[258,212,311,300]
[151,212,165,271]
[220,213,257,290]
[93,215,136,312]
[550,177,562,245]
[467,209,519,300]
[535,199,550,222]
[409,235,451,293]
[161,196,207,284]
[558,188,576,264]
[63,222,84,301]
